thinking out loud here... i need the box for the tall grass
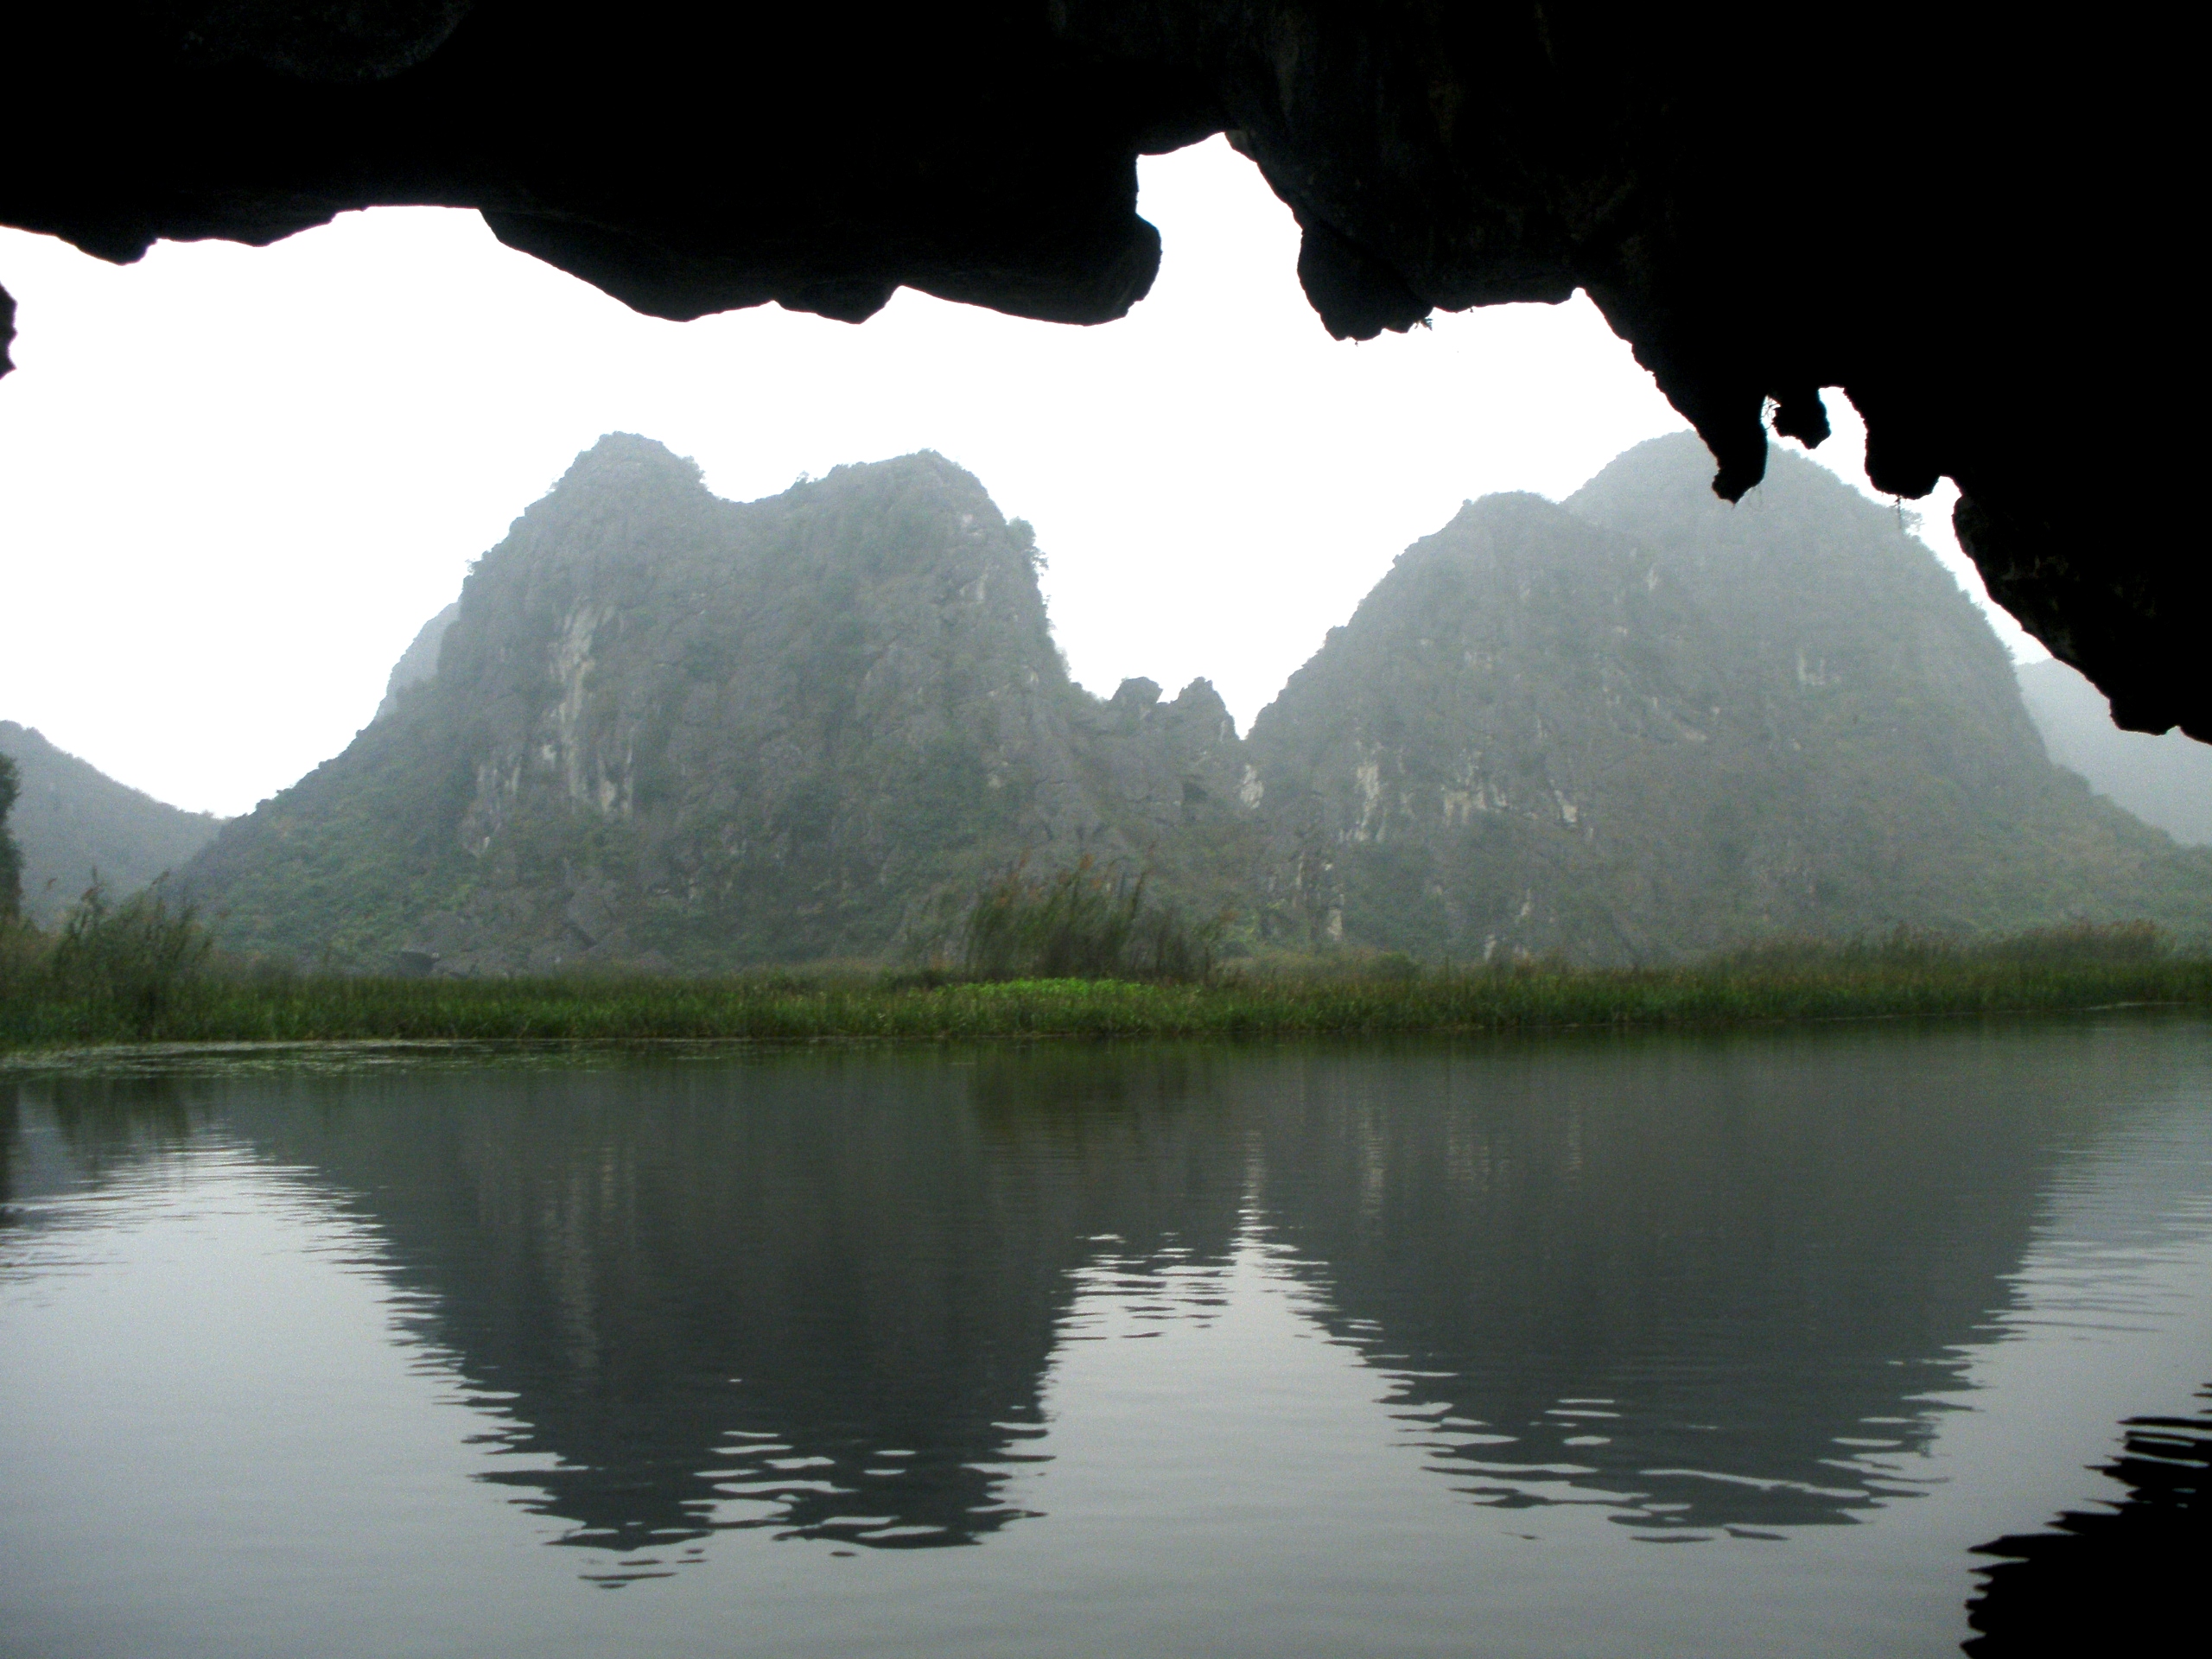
[2,877,213,1044]
[1712,919,2173,971]
[3,916,2207,1055]
[49,878,212,1026]
[956,857,1224,982]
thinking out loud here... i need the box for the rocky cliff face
[1245,487,1721,958]
[182,435,1255,970]
[182,431,2210,971]
[372,601,457,722]
[1245,436,2212,962]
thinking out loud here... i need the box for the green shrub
[960,857,1225,982]
[1714,920,2172,972]
[1365,950,1424,982]
[45,876,213,1035]
[1975,920,2168,964]
[0,916,46,1004]
[0,752,22,922]
[2,915,2207,1055]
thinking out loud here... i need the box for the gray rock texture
[179,432,2212,971]
[1243,436,2212,962]
[181,435,1253,970]
[373,601,458,722]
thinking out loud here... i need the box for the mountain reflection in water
[8,1023,2177,1579]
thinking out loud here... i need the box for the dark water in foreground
[3,1020,2209,1657]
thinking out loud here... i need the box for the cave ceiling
[3,3,2196,736]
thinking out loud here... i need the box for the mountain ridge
[0,721,224,927]
[180,435,1254,971]
[169,432,2212,969]
[1236,437,2208,961]
[2016,658,2212,846]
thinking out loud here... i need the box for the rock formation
[177,431,2209,970]
[181,435,1252,970]
[1245,436,2211,961]
[372,601,458,722]
[0,6,2193,735]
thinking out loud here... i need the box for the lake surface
[4,1019,2209,1657]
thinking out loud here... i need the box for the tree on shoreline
[0,752,22,921]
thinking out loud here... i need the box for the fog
[0,137,2034,818]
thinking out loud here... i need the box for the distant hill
[181,436,1250,971]
[2016,658,2212,845]
[372,601,458,722]
[1243,435,2212,960]
[178,431,2212,970]
[0,721,225,927]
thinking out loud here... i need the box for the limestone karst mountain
[177,432,2211,971]
[372,601,459,723]
[1246,436,2212,960]
[0,721,224,928]
[180,435,1249,971]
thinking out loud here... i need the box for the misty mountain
[177,433,2212,970]
[1243,436,2212,959]
[2017,658,2212,846]
[372,601,458,723]
[0,721,224,927]
[181,436,1249,971]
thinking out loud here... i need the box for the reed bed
[6,946,2209,1054]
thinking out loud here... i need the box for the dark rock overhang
[3,3,2196,736]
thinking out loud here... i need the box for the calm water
[3,1020,2209,1657]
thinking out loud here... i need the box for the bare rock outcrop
[180,435,1255,969]
[1243,436,2212,962]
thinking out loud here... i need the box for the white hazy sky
[0,137,2037,818]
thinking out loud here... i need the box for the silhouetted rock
[1,6,2191,734]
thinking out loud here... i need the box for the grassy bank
[6,934,2209,1054]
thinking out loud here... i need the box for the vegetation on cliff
[1245,439,2212,959]
[160,432,2212,976]
[0,721,223,927]
[179,437,1251,974]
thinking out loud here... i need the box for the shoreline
[6,960,2209,1064]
